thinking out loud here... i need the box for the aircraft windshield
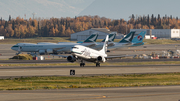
[72,47,78,49]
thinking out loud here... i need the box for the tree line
[0,14,180,38]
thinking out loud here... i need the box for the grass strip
[0,73,180,90]
[0,61,180,67]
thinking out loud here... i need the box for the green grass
[1,61,180,67]
[0,73,180,90]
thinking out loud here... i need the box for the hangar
[71,28,118,41]
[130,29,180,39]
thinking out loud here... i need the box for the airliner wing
[53,47,66,51]
[108,43,115,47]
[51,54,68,58]
[85,43,96,47]
[105,54,135,59]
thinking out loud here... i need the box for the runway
[0,65,180,79]
[1,58,180,64]
[1,44,180,60]
[1,86,180,101]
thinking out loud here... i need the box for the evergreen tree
[9,15,11,21]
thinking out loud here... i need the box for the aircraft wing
[108,43,115,47]
[51,54,68,58]
[53,47,66,51]
[84,43,97,48]
[105,54,135,59]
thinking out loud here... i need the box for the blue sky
[0,0,180,20]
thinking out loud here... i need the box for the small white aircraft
[55,35,129,67]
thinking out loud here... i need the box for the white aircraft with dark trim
[54,35,130,67]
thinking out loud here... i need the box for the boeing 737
[54,35,131,67]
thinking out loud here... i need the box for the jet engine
[39,50,46,55]
[67,56,76,62]
[97,56,106,62]
[46,49,53,54]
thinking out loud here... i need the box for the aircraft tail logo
[101,33,116,42]
[137,35,143,41]
[83,33,98,43]
[119,31,135,43]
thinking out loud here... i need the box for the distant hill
[0,0,94,20]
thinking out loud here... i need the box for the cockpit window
[72,47,78,49]
[12,45,19,47]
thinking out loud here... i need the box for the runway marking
[46,92,180,101]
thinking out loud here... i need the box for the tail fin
[119,31,135,43]
[101,32,116,42]
[99,35,108,54]
[83,33,98,43]
[131,31,146,46]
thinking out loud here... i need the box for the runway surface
[0,44,180,60]
[0,65,180,79]
[1,86,180,101]
[1,58,180,64]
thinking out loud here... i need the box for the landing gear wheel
[80,63,85,67]
[96,63,100,67]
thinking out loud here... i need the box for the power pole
[32,12,36,19]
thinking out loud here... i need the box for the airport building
[71,28,123,41]
[130,29,180,39]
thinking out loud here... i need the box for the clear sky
[78,0,180,20]
[1,0,180,20]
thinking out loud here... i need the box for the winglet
[119,31,135,43]
[99,35,108,54]
[83,33,98,43]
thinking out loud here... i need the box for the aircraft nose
[11,45,18,51]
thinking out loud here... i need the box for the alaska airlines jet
[11,33,99,55]
[54,35,129,67]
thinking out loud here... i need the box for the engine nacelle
[39,50,46,55]
[97,56,106,62]
[67,56,76,62]
[46,49,53,53]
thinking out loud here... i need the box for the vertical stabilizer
[83,33,98,43]
[119,31,135,43]
[131,31,146,46]
[132,31,146,43]
[101,32,116,42]
[99,35,108,54]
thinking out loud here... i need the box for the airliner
[55,35,130,67]
[11,32,116,55]
[11,33,99,55]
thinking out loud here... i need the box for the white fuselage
[71,45,107,62]
[11,42,96,53]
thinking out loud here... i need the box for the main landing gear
[80,60,85,67]
[96,63,100,67]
